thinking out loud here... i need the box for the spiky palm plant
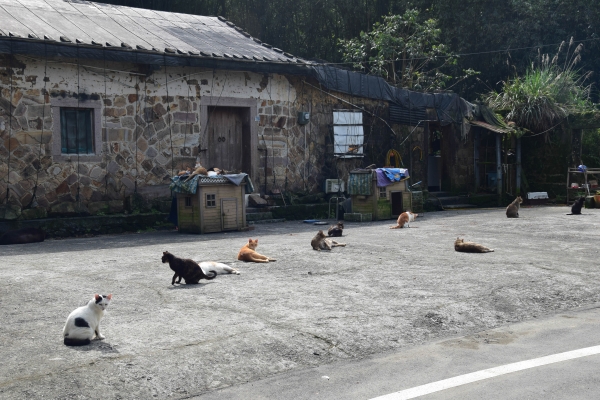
[484,38,594,135]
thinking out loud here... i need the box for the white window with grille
[333,110,364,158]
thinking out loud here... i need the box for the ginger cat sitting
[237,239,276,263]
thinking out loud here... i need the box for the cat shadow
[69,340,119,354]
[167,282,218,290]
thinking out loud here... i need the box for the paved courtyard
[1,205,599,399]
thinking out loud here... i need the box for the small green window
[60,108,94,154]
[206,194,216,207]
[379,187,387,198]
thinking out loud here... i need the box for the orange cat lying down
[237,239,277,263]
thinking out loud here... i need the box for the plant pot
[594,194,600,208]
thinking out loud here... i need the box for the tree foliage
[483,39,595,134]
[339,10,471,91]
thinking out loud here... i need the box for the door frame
[390,191,404,217]
[220,197,239,231]
[200,97,258,181]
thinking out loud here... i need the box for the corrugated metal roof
[0,0,305,64]
[470,120,512,134]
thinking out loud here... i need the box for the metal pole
[474,131,480,190]
[496,133,503,206]
[516,137,522,196]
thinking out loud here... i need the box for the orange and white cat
[390,211,418,229]
[237,239,276,263]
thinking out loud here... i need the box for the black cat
[567,196,586,215]
[0,228,45,245]
[161,251,217,285]
[327,221,344,237]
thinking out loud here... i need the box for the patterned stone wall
[0,54,432,220]
[0,54,364,218]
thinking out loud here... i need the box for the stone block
[107,161,120,174]
[49,202,77,216]
[21,207,47,220]
[174,112,196,123]
[108,200,124,213]
[107,128,126,141]
[146,146,158,158]
[14,102,27,117]
[27,105,51,119]
[155,153,169,166]
[87,201,110,214]
[0,204,21,220]
[114,96,127,107]
[153,103,167,117]
[121,116,136,129]
[55,181,69,195]
[89,166,104,180]
[121,176,135,190]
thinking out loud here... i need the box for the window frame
[333,110,364,159]
[60,107,94,155]
[205,193,216,208]
[51,97,102,162]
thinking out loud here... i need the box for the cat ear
[248,238,252,243]
[94,294,101,301]
[107,294,113,300]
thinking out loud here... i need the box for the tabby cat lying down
[311,230,346,251]
[454,237,494,253]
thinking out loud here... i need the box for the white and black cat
[567,196,585,215]
[63,294,112,346]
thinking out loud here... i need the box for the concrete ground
[0,206,599,399]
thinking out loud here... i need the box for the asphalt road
[0,205,599,399]
[199,305,600,400]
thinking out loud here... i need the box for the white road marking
[370,344,600,400]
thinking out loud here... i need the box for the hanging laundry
[378,168,409,184]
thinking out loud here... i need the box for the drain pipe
[516,137,522,196]
[259,147,268,194]
[496,133,503,206]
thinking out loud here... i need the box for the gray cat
[506,196,523,218]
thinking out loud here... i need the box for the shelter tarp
[312,65,474,126]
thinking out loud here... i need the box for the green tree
[339,9,475,91]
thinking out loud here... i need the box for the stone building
[0,0,473,220]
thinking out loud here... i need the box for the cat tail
[204,270,218,280]
[64,337,91,346]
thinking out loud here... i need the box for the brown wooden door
[207,107,243,172]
